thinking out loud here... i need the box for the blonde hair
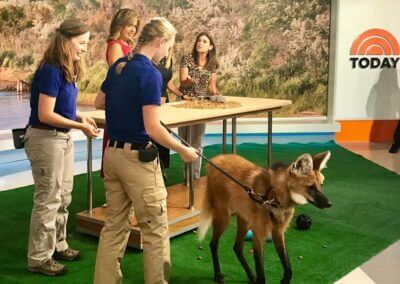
[157,50,173,69]
[117,17,176,74]
[108,8,139,46]
[135,17,176,50]
[38,19,89,83]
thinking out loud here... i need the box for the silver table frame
[85,111,275,215]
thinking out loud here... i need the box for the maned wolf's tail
[198,190,212,241]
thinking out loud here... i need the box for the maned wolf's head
[287,151,332,209]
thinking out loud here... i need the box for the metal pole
[183,127,189,186]
[187,126,195,210]
[232,117,237,154]
[268,111,272,166]
[222,119,227,154]
[87,136,93,215]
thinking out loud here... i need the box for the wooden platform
[76,177,207,249]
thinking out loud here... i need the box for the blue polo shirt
[102,54,162,143]
[29,63,77,126]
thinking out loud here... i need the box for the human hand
[179,146,198,163]
[182,94,192,101]
[81,115,97,128]
[81,123,100,138]
[186,75,198,85]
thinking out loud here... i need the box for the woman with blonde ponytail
[94,17,197,284]
[25,19,99,277]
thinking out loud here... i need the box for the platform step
[76,177,207,249]
[169,214,200,238]
[76,211,201,249]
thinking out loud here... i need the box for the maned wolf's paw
[214,273,224,283]
[247,273,256,283]
[255,277,266,284]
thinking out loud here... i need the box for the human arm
[179,66,197,87]
[143,105,197,162]
[38,94,99,137]
[94,90,106,110]
[166,80,183,97]
[107,43,124,66]
[208,72,221,95]
[178,67,194,101]
[166,80,190,100]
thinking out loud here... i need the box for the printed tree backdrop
[0,0,330,116]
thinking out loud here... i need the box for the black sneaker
[29,258,67,276]
[389,144,399,154]
[53,248,80,261]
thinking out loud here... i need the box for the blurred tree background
[0,0,330,116]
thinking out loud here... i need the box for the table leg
[232,117,237,154]
[187,126,194,210]
[183,127,189,186]
[222,119,227,154]
[268,111,272,166]
[87,136,93,216]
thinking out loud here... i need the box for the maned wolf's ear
[313,151,331,171]
[290,153,313,176]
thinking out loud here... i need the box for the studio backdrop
[0,0,331,117]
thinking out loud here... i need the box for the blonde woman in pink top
[106,8,139,65]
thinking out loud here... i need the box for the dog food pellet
[249,249,254,254]
[298,256,303,260]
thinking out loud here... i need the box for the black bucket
[12,128,26,149]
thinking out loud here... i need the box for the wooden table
[76,96,291,248]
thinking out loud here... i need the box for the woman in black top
[154,52,185,179]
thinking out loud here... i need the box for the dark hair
[191,32,219,71]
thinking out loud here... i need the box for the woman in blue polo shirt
[93,18,198,284]
[24,19,99,276]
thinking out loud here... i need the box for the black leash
[160,121,276,207]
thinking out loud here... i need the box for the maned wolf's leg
[210,213,230,283]
[272,228,292,284]
[233,217,256,282]
[252,230,267,284]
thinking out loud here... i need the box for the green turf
[1,142,399,283]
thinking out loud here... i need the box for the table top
[86,96,292,128]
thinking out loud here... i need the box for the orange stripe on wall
[336,120,398,142]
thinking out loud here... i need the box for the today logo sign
[349,28,400,69]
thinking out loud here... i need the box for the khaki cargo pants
[94,144,170,284]
[24,127,74,267]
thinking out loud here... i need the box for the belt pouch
[12,127,27,149]
[138,142,158,162]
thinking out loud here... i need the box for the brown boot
[53,248,80,261]
[29,258,67,276]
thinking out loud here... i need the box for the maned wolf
[199,152,332,284]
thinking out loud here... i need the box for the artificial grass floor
[1,142,399,283]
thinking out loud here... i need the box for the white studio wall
[333,0,400,120]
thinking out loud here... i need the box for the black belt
[30,124,70,133]
[108,140,146,150]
